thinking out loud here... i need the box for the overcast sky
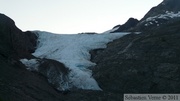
[0,0,163,34]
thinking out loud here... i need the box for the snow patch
[32,31,129,90]
[145,11,180,22]
[103,27,119,33]
[20,59,40,71]
[143,11,180,27]
[145,23,149,26]
[155,21,158,23]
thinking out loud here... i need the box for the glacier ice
[26,31,129,90]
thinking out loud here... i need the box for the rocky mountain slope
[1,0,180,101]
[91,0,180,95]
[92,20,180,93]
[111,18,139,32]
[112,0,180,32]
[143,0,180,20]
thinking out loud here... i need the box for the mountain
[91,0,180,94]
[135,0,180,32]
[112,0,180,32]
[92,21,180,93]
[143,0,180,20]
[1,0,180,101]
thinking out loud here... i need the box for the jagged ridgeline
[112,0,180,32]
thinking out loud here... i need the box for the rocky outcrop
[0,14,37,59]
[112,18,139,32]
[38,59,70,91]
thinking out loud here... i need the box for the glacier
[22,31,129,90]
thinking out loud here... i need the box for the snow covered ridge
[21,31,129,91]
[146,11,180,21]
[142,11,180,27]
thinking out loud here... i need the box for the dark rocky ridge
[143,0,180,20]
[133,0,180,32]
[112,18,139,32]
[0,14,37,59]
[0,13,64,101]
[92,17,180,93]
[112,0,180,32]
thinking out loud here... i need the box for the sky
[0,0,163,34]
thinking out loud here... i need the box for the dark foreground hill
[0,13,64,101]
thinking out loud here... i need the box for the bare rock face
[112,18,139,32]
[0,14,17,58]
[0,13,37,59]
[38,59,70,91]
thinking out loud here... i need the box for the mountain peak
[143,0,180,20]
[111,18,139,32]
